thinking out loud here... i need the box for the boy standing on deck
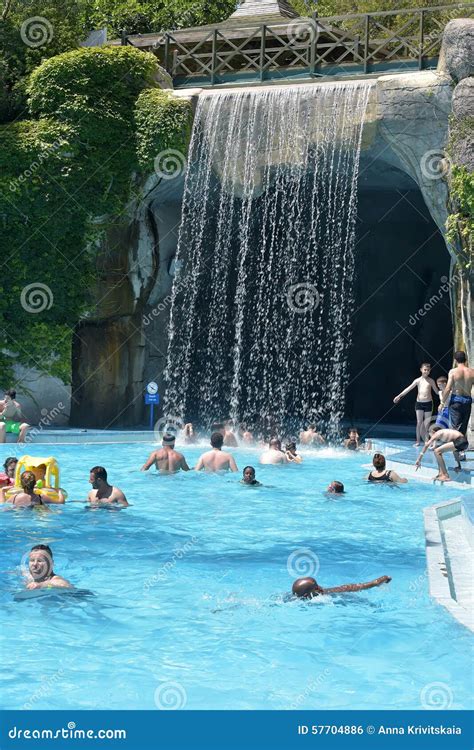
[393,363,439,446]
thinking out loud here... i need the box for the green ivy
[0,45,193,388]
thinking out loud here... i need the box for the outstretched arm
[394,379,418,403]
[415,436,436,468]
[322,575,391,594]
[429,378,439,397]
[141,453,156,471]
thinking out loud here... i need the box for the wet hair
[162,433,176,445]
[269,437,281,450]
[4,456,17,472]
[420,362,431,369]
[21,471,36,493]
[292,577,322,599]
[454,351,467,364]
[429,424,442,435]
[210,431,224,449]
[5,388,16,399]
[90,466,107,482]
[348,427,358,434]
[436,375,448,383]
[31,543,53,558]
[243,465,255,477]
[331,481,345,494]
[286,441,296,451]
[373,453,386,470]
[307,424,315,430]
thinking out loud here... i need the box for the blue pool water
[0,442,472,711]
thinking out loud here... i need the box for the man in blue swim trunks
[439,352,473,439]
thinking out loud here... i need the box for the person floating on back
[368,453,407,484]
[87,466,128,506]
[142,434,190,474]
[439,351,473,438]
[393,363,439,446]
[240,466,261,486]
[26,544,72,590]
[260,438,288,465]
[292,575,391,599]
[415,425,468,481]
[195,432,238,473]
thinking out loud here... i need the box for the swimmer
[292,574,391,599]
[195,432,238,473]
[368,454,407,483]
[87,466,128,506]
[344,427,360,450]
[26,544,71,589]
[327,481,345,494]
[0,389,30,443]
[299,424,325,446]
[223,421,238,447]
[393,363,439,446]
[285,441,302,463]
[183,423,198,444]
[141,433,190,473]
[240,466,262,486]
[0,457,17,493]
[5,471,49,508]
[260,438,288,465]
[416,425,468,481]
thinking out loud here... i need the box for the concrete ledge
[424,499,474,632]
[3,429,156,445]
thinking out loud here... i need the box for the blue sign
[144,393,160,405]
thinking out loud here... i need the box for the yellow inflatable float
[4,456,67,504]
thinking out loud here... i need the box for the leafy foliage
[135,87,192,172]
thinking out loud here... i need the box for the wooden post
[260,24,266,82]
[418,9,425,70]
[363,14,370,73]
[211,28,218,85]
[310,12,317,76]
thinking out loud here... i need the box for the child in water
[240,466,262,486]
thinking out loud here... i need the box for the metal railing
[122,4,474,84]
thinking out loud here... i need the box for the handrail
[316,3,472,21]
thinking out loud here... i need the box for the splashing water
[165,81,373,439]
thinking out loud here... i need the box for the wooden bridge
[119,2,474,87]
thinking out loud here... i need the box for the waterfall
[164,81,373,440]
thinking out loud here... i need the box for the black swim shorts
[453,435,469,452]
[416,401,432,413]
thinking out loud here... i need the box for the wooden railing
[122,4,474,85]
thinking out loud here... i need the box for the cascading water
[164,81,373,439]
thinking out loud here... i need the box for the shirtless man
[141,434,190,474]
[299,424,325,446]
[415,426,469,481]
[292,574,391,599]
[195,432,238,473]
[87,466,128,506]
[26,544,71,589]
[0,389,30,443]
[440,351,473,438]
[393,363,439,446]
[260,438,288,465]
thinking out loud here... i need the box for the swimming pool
[1,442,472,711]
